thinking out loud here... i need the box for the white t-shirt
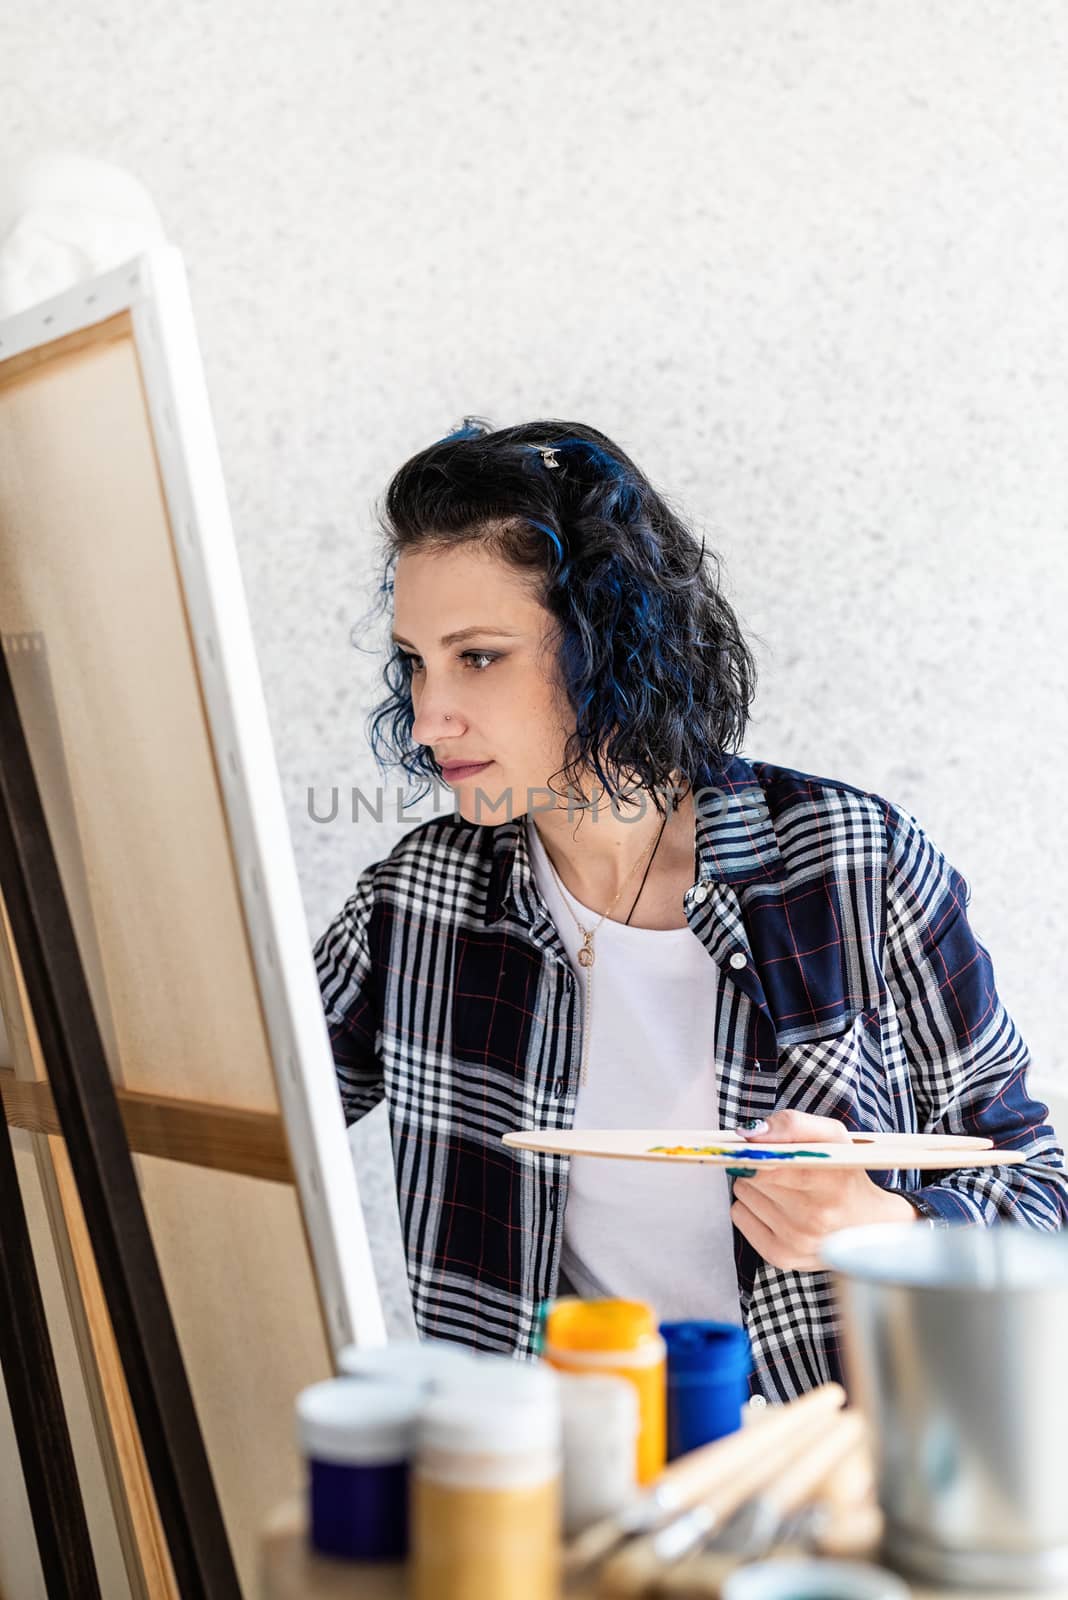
[526,816,742,1325]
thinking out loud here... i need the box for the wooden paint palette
[501,1127,1026,1171]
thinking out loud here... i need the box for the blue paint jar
[660,1320,751,1460]
[295,1376,422,1561]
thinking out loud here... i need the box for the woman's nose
[411,685,462,746]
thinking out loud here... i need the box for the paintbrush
[645,1408,869,1597]
[562,1380,846,1588]
[591,1400,857,1595]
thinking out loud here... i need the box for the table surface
[259,1499,1068,1600]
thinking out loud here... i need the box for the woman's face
[392,543,574,822]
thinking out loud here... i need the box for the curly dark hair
[355,417,757,818]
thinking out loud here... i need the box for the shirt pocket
[775,1006,891,1126]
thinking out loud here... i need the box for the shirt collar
[483,754,784,927]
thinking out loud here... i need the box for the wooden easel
[0,643,242,1598]
[0,254,382,1600]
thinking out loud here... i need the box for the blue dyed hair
[356,417,757,815]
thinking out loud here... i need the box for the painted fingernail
[727,1165,758,1178]
[736,1119,769,1133]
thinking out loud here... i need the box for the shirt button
[747,1394,768,1412]
[552,1077,565,1098]
[729,951,747,970]
[692,884,709,905]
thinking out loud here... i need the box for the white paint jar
[557,1371,639,1536]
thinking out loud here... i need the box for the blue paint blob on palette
[647,1145,832,1160]
[648,1144,833,1179]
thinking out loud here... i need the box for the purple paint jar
[295,1377,422,1561]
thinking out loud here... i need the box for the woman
[314,417,1067,1402]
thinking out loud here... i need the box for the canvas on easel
[0,248,385,1597]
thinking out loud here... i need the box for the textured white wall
[3,8,1065,1075]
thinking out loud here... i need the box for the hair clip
[537,445,560,469]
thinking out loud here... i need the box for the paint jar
[413,1350,561,1417]
[557,1370,639,1536]
[661,1320,752,1459]
[437,1350,561,1397]
[337,1336,479,1391]
[542,1298,666,1484]
[410,1363,562,1600]
[295,1376,421,1561]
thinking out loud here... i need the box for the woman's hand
[728,1108,919,1271]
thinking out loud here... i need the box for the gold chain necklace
[541,810,669,1086]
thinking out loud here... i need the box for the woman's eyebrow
[390,626,521,648]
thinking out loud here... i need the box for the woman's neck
[529,778,695,919]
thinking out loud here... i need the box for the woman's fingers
[731,1176,803,1237]
[740,1164,843,1193]
[735,1108,853,1144]
[729,1108,858,1190]
[730,1188,824,1271]
[728,1110,886,1267]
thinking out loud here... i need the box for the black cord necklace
[623,795,677,926]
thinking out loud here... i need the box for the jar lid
[418,1364,561,1457]
[295,1377,422,1464]
[660,1320,751,1376]
[439,1353,560,1402]
[337,1338,479,1390]
[545,1296,658,1353]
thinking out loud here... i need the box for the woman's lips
[440,760,493,781]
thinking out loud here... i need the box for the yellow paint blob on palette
[500,1128,1026,1171]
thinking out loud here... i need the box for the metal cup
[821,1222,1068,1590]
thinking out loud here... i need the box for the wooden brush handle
[760,1408,866,1516]
[591,1387,848,1597]
[652,1381,846,1509]
[565,1381,846,1578]
[645,1415,877,1599]
[814,1499,885,1560]
[810,1428,876,1511]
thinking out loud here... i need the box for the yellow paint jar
[543,1297,666,1484]
[411,1362,561,1600]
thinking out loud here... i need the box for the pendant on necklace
[578,942,595,968]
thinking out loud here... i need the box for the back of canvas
[0,300,340,1595]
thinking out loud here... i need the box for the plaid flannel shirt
[313,755,1068,1400]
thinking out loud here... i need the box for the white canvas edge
[0,248,386,1354]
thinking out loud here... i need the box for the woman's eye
[398,650,498,673]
